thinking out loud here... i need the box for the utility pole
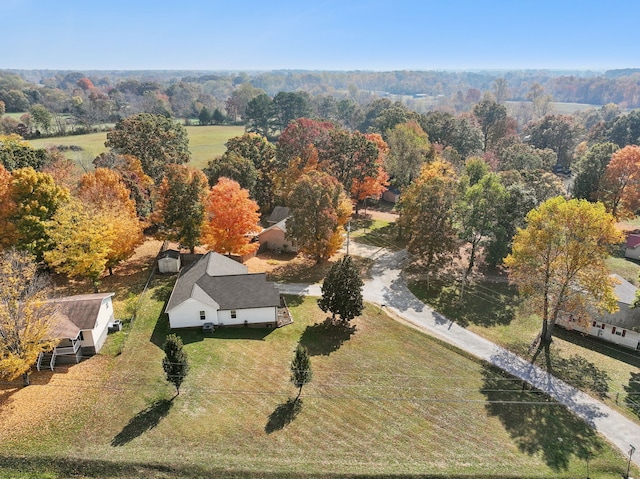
[626,444,635,479]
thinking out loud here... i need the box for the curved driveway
[277,244,640,466]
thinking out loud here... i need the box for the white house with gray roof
[165,252,281,329]
[557,274,640,350]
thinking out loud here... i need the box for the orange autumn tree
[351,133,390,212]
[77,168,143,274]
[596,145,640,220]
[201,177,261,256]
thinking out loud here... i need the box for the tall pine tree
[290,344,312,401]
[162,334,189,396]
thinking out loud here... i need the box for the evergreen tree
[162,334,189,396]
[318,255,364,321]
[290,344,312,400]
[198,106,212,126]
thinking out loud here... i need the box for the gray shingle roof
[165,252,279,313]
[47,293,114,338]
[267,206,290,224]
[595,274,640,331]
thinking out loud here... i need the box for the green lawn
[408,277,640,424]
[0,279,634,478]
[28,125,245,171]
[351,218,407,251]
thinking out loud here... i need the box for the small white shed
[158,249,181,273]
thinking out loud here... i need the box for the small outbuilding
[382,188,401,203]
[158,249,181,273]
[625,234,640,260]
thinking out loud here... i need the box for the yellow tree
[78,168,143,274]
[201,178,261,255]
[287,171,352,263]
[1,167,69,261]
[0,164,17,248]
[596,145,640,220]
[397,159,460,285]
[504,197,623,360]
[44,198,115,292]
[0,249,57,386]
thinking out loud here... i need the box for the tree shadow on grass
[299,317,356,356]
[265,398,303,434]
[480,364,604,471]
[409,279,519,328]
[111,398,174,446]
[624,371,640,417]
[527,347,612,400]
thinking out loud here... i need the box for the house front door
[597,329,604,338]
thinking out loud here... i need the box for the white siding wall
[168,299,219,329]
[217,307,277,326]
[159,257,181,273]
[626,247,640,260]
[558,315,640,350]
[80,296,114,354]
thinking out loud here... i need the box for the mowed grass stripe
[0,281,635,477]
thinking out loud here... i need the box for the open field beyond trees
[29,124,245,170]
[0,271,635,477]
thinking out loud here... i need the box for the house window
[592,321,597,327]
[231,310,237,319]
[79,331,84,341]
[199,311,206,321]
[612,327,616,334]
[601,324,606,330]
[622,330,627,337]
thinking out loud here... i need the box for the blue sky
[2,0,638,71]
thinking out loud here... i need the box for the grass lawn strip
[408,277,640,425]
[0,283,634,477]
[28,125,245,171]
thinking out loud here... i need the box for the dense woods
[0,67,639,303]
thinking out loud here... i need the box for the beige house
[258,218,297,253]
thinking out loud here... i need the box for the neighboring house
[165,252,282,329]
[258,218,298,253]
[38,292,115,371]
[266,206,290,225]
[158,248,181,273]
[625,233,640,260]
[382,188,401,203]
[557,274,640,351]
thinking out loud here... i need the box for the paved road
[277,244,640,466]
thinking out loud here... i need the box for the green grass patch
[185,124,245,169]
[353,221,406,251]
[28,125,245,171]
[0,278,634,477]
[606,256,640,285]
[409,276,640,423]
